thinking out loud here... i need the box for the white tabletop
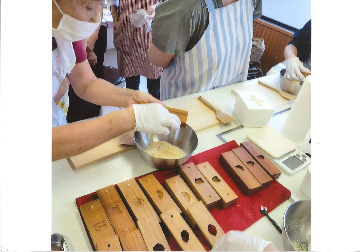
[52,75,310,251]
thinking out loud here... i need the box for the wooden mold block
[79,199,122,251]
[160,207,206,251]
[96,185,137,235]
[96,235,123,251]
[196,162,238,208]
[118,229,148,251]
[219,151,262,195]
[137,217,171,251]
[138,174,181,215]
[117,178,160,223]
[187,200,225,248]
[180,162,221,209]
[232,146,273,187]
[241,141,282,179]
[164,175,199,227]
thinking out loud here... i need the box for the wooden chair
[253,19,294,74]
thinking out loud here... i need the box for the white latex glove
[211,231,272,251]
[133,103,181,135]
[285,57,310,81]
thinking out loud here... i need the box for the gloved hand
[133,103,181,135]
[211,231,273,251]
[285,57,310,81]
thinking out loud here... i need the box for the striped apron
[160,0,253,100]
[113,0,163,79]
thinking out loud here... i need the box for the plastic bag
[211,231,272,251]
[250,38,265,63]
[129,6,156,33]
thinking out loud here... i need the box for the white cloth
[160,0,253,100]
[52,35,76,126]
[211,230,272,251]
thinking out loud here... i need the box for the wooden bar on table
[232,146,273,187]
[139,101,188,126]
[117,178,160,223]
[137,217,171,251]
[119,229,148,251]
[96,186,147,251]
[179,162,221,209]
[137,174,181,215]
[96,235,122,251]
[166,107,188,126]
[196,162,238,208]
[160,207,206,251]
[219,151,262,195]
[241,141,282,179]
[96,185,137,235]
[164,175,199,227]
[187,200,225,248]
[79,199,122,251]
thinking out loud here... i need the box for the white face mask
[52,0,101,42]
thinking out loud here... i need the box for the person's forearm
[79,78,137,107]
[52,106,135,161]
[284,44,298,60]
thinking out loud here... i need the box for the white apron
[52,35,76,126]
[160,0,253,100]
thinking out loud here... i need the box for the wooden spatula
[139,101,188,126]
[258,80,296,100]
[301,71,311,78]
[198,96,235,124]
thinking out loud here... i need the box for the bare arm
[148,43,175,68]
[284,44,298,60]
[68,60,162,107]
[52,106,135,161]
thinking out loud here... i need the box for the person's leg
[92,25,107,79]
[125,76,140,90]
[147,77,161,99]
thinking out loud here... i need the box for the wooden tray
[76,141,291,251]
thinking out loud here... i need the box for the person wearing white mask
[52,0,180,161]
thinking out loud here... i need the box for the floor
[101,48,148,116]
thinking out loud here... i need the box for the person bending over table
[148,0,262,100]
[284,19,311,81]
[52,0,180,161]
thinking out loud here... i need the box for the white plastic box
[233,91,275,127]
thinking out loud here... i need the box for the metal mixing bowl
[282,200,311,251]
[280,69,303,95]
[134,124,198,170]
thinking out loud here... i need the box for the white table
[52,75,310,251]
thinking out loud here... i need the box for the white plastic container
[233,91,275,127]
[300,165,311,198]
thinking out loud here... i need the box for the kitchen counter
[52,74,310,251]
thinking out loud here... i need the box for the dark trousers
[67,25,107,123]
[126,76,161,100]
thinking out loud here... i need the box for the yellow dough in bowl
[145,141,186,159]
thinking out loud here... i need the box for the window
[262,0,311,30]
